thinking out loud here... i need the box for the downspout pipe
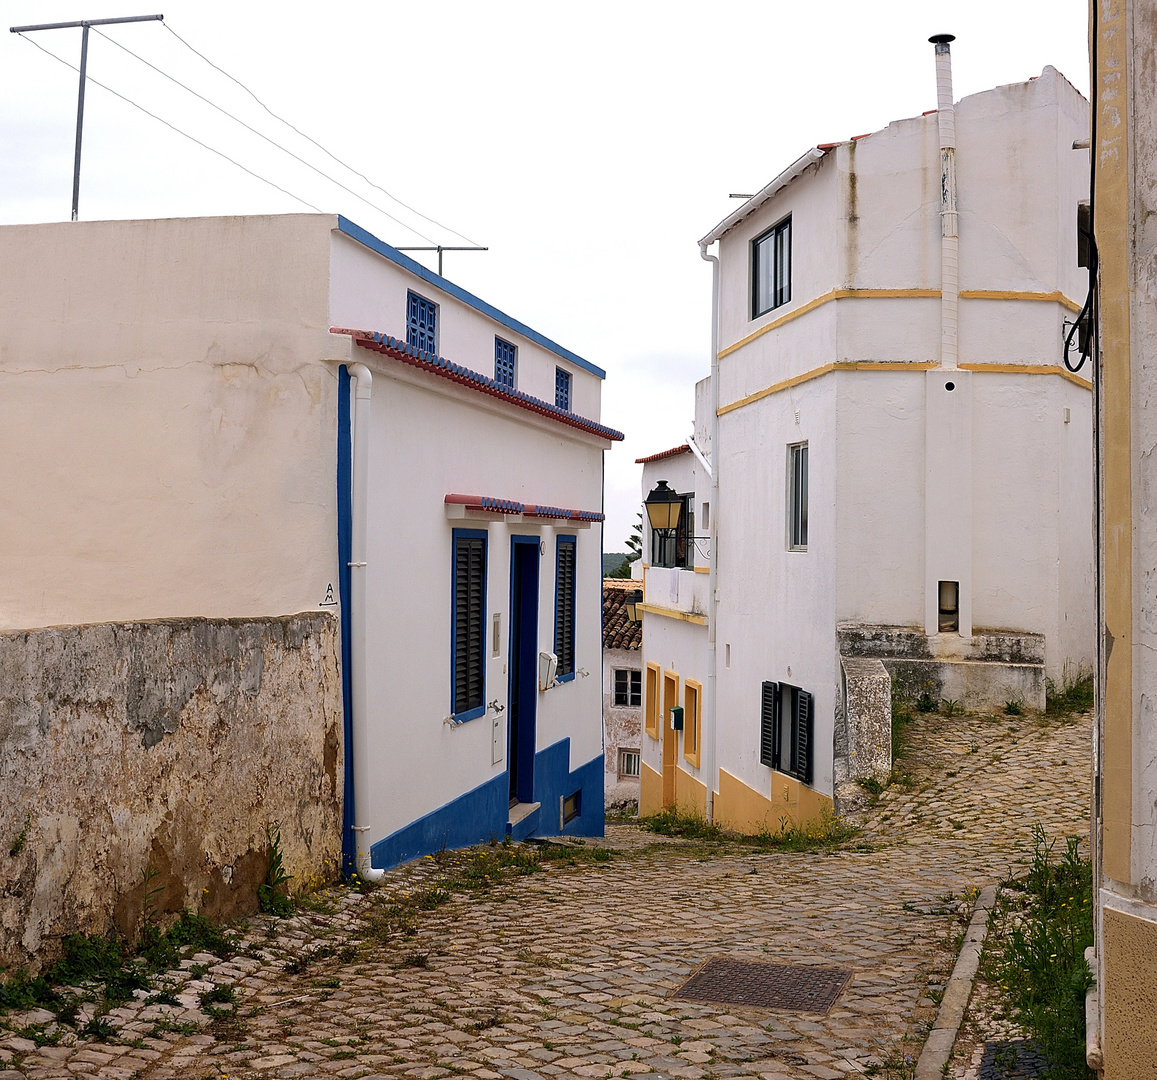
[346,362,385,882]
[931,33,958,371]
[699,240,720,821]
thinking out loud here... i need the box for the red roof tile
[635,444,690,465]
[603,580,642,650]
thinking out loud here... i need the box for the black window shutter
[793,690,813,784]
[759,681,779,768]
[556,541,576,676]
[454,537,485,714]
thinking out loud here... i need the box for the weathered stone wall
[0,612,342,969]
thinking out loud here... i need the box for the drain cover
[672,957,851,1014]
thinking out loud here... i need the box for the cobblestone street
[1,710,1092,1080]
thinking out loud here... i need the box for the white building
[602,579,643,810]
[0,214,620,960]
[639,53,1094,831]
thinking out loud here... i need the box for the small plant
[940,698,961,717]
[81,1015,117,1041]
[258,828,295,916]
[641,808,724,840]
[1004,698,1023,716]
[858,776,886,798]
[1045,666,1094,717]
[9,813,31,858]
[198,983,236,1007]
[396,951,430,969]
[915,692,938,713]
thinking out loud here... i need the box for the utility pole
[9,14,163,220]
[396,245,488,277]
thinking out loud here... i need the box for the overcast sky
[0,1,1090,551]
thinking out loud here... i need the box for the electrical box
[538,651,558,691]
[491,716,504,765]
[670,705,684,731]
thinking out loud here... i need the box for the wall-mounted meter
[670,705,684,731]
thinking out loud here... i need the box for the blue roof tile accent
[336,216,606,380]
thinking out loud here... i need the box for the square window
[451,530,486,720]
[752,217,792,318]
[554,536,576,679]
[788,442,808,550]
[495,337,517,390]
[555,367,571,411]
[618,748,641,778]
[407,292,438,354]
[614,668,642,707]
[759,680,813,784]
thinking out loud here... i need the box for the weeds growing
[640,807,858,853]
[258,828,295,917]
[1045,667,1094,717]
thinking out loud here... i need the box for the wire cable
[91,24,439,245]
[161,21,483,248]
[15,31,322,212]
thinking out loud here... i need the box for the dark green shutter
[760,681,779,768]
[793,690,813,783]
[454,536,485,715]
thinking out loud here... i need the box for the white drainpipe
[698,240,720,821]
[346,362,385,882]
[931,33,958,370]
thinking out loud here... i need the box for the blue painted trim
[337,215,606,381]
[336,366,356,877]
[507,804,541,842]
[370,771,509,871]
[532,740,605,839]
[508,535,540,805]
[554,534,577,681]
[451,528,488,723]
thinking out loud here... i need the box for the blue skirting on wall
[369,738,604,870]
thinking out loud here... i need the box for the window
[752,216,792,318]
[683,679,702,768]
[554,536,576,680]
[407,292,437,354]
[644,662,661,738]
[788,442,808,550]
[451,530,487,721]
[759,680,814,784]
[495,337,517,390]
[614,668,642,707]
[650,492,695,569]
[618,748,641,778]
[555,367,571,411]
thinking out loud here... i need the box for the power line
[91,24,440,246]
[15,32,322,213]
[161,22,483,249]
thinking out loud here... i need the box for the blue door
[508,537,540,805]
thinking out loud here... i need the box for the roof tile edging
[445,493,604,523]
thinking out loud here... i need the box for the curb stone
[914,883,998,1080]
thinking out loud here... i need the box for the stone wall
[0,612,342,970]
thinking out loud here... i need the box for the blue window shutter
[554,537,576,677]
[407,292,437,354]
[555,367,571,411]
[495,338,516,390]
[452,531,486,718]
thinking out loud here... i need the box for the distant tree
[607,514,643,578]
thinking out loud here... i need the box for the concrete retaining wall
[0,612,342,969]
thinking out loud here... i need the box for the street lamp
[644,480,683,533]
[624,589,643,623]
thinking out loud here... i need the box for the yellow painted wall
[674,767,707,818]
[1102,907,1157,1077]
[639,762,663,818]
[714,768,833,835]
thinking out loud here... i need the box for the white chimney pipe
[930,33,958,370]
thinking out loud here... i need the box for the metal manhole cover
[671,957,851,1014]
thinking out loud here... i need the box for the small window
[614,669,642,707]
[760,680,813,784]
[618,748,641,778]
[554,536,576,679]
[555,367,571,411]
[683,680,702,768]
[407,292,438,354]
[451,530,487,721]
[495,337,517,390]
[562,791,581,824]
[788,442,808,550]
[644,662,661,738]
[752,216,792,318]
[650,492,695,569]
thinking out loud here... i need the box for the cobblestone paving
[0,711,1092,1080]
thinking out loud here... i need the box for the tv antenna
[396,245,488,277]
[10,14,164,220]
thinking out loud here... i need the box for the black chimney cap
[928,33,956,44]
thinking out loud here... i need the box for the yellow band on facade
[636,602,707,626]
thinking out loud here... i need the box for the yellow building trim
[718,360,937,417]
[674,767,707,817]
[644,662,661,739]
[693,566,710,574]
[713,768,834,835]
[718,287,942,360]
[958,288,1082,313]
[1102,906,1157,1072]
[637,602,707,626]
[639,762,663,818]
[958,363,1092,390]
[683,679,702,768]
[1096,0,1133,887]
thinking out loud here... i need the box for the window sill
[450,704,486,724]
[554,672,576,685]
